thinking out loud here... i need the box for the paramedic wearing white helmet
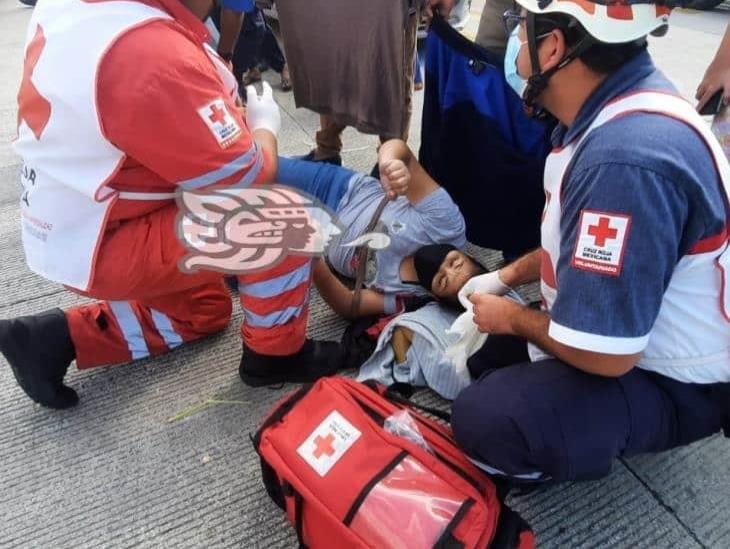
[452,0,730,482]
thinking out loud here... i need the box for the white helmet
[515,0,672,44]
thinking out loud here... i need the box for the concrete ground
[1,1,729,547]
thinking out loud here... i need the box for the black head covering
[413,244,457,290]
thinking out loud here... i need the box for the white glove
[458,270,510,309]
[245,82,281,137]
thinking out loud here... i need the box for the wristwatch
[218,51,234,63]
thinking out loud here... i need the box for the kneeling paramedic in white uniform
[452,0,730,482]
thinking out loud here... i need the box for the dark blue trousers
[452,338,729,482]
[233,8,286,82]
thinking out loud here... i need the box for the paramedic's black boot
[239,340,344,387]
[0,309,78,409]
[299,150,342,166]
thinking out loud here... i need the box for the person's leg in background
[370,7,420,180]
[233,8,266,86]
[302,115,346,166]
[398,4,419,142]
[259,17,292,91]
[451,359,728,482]
[414,48,424,91]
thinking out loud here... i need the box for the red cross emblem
[587,217,618,247]
[312,433,336,459]
[606,0,633,21]
[208,104,227,125]
[17,25,52,140]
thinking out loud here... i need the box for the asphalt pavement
[1,1,729,548]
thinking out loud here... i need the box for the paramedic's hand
[245,82,281,137]
[424,0,455,23]
[469,293,520,335]
[458,271,510,309]
[379,159,410,200]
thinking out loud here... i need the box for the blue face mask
[504,26,528,100]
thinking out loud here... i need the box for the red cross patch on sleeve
[571,210,632,276]
[197,98,242,149]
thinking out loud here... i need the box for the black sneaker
[239,340,344,387]
[18,0,37,6]
[0,309,78,409]
[298,150,342,166]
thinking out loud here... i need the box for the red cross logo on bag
[312,434,336,459]
[297,411,362,477]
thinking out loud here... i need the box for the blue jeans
[234,8,287,80]
[275,156,356,212]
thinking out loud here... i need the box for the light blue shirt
[328,173,467,303]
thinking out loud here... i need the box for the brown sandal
[280,66,292,92]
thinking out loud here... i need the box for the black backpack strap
[382,387,452,423]
[432,499,474,549]
[282,481,309,549]
[350,195,391,317]
[490,502,534,549]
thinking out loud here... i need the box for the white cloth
[446,290,524,379]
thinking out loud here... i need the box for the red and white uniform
[532,91,730,384]
[14,0,311,367]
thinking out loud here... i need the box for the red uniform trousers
[66,203,312,369]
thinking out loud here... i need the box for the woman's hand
[696,25,730,112]
[379,158,411,200]
[697,61,730,112]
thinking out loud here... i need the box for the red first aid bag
[253,377,534,549]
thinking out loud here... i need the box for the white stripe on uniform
[109,301,150,360]
[150,309,184,350]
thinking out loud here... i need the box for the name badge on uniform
[198,98,242,149]
[572,210,631,276]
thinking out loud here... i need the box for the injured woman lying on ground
[277,139,485,317]
[277,139,518,399]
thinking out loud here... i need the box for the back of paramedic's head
[505,0,673,109]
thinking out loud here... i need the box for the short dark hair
[534,13,648,75]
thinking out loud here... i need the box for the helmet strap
[523,12,596,113]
